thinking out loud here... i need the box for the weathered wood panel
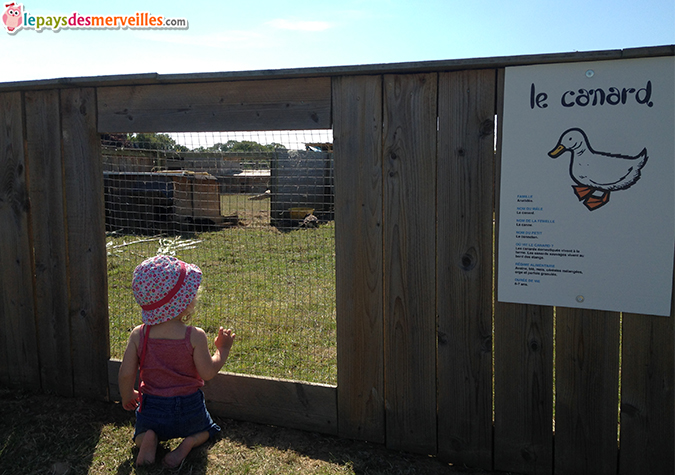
[493,67,554,475]
[494,303,554,474]
[24,90,74,397]
[436,69,496,469]
[619,309,674,475]
[555,308,620,475]
[61,88,110,399]
[332,75,385,443]
[382,73,437,454]
[204,373,337,436]
[107,359,134,402]
[108,359,337,435]
[0,91,40,390]
[3,46,671,94]
[97,77,331,133]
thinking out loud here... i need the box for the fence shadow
[209,416,498,474]
[0,389,134,474]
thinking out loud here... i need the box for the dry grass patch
[0,389,510,475]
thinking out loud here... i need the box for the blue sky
[1,0,673,83]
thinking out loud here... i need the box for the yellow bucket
[289,207,314,219]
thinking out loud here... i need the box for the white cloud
[266,19,331,32]
[131,29,266,48]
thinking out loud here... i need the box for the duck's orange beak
[548,144,565,158]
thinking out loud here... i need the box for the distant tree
[195,140,286,153]
[129,133,189,152]
[267,142,287,151]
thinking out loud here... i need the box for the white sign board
[498,56,675,316]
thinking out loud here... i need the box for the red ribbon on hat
[140,261,187,311]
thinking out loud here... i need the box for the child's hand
[214,327,235,352]
[122,390,140,411]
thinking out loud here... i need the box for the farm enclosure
[1,46,673,475]
[103,131,338,384]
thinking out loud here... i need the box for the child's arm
[118,326,142,411]
[192,326,236,381]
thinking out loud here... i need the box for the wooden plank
[619,308,674,475]
[24,90,74,397]
[493,67,554,475]
[97,77,331,133]
[108,359,124,401]
[555,308,620,475]
[494,303,554,474]
[436,69,496,469]
[107,359,139,402]
[204,373,337,436]
[108,359,337,435]
[61,88,110,399]
[0,91,40,390]
[382,73,437,454]
[332,75,385,443]
[2,45,672,93]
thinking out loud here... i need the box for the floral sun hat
[132,255,202,325]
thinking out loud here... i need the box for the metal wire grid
[103,130,336,384]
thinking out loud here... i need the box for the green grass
[0,389,504,475]
[107,213,337,385]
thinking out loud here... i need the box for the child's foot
[162,439,194,468]
[162,432,209,469]
[136,430,158,466]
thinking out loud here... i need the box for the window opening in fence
[103,130,336,385]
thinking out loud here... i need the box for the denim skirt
[134,389,221,441]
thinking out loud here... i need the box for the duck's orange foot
[583,191,610,210]
[573,185,594,200]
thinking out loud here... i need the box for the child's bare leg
[162,431,209,468]
[135,430,158,466]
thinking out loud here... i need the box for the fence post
[24,90,74,397]
[0,91,40,391]
[333,75,385,443]
[619,307,674,475]
[383,73,438,454]
[436,69,496,469]
[61,88,110,400]
[493,67,554,475]
[555,308,620,475]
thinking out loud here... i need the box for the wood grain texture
[24,90,74,397]
[383,73,437,454]
[332,75,385,443]
[203,373,337,436]
[61,88,110,399]
[555,308,620,475]
[0,91,40,390]
[494,303,553,475]
[436,69,496,469]
[109,359,337,435]
[493,67,554,475]
[98,77,331,132]
[619,308,674,475]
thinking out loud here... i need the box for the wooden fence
[1,45,673,475]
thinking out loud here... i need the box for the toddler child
[118,255,235,468]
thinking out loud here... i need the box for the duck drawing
[547,127,648,211]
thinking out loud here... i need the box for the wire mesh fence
[103,130,336,384]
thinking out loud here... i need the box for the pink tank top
[138,325,204,397]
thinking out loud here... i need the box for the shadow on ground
[0,389,517,474]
